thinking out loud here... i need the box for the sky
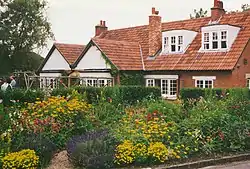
[40,0,249,57]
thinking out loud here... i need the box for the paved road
[201,161,250,169]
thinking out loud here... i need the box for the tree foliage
[242,4,250,11]
[0,0,53,75]
[190,8,208,19]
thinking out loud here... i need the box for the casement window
[203,33,210,49]
[82,79,113,87]
[40,77,58,89]
[221,31,227,49]
[193,76,216,89]
[146,79,155,87]
[171,36,176,52]
[161,79,177,98]
[178,36,183,52]
[212,32,218,49]
[146,78,177,99]
[163,37,168,49]
[202,31,228,50]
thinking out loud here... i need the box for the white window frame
[81,78,113,87]
[203,32,210,50]
[178,36,183,52]
[161,79,177,99]
[170,36,176,52]
[202,31,228,51]
[192,76,216,89]
[145,76,178,99]
[146,79,155,87]
[221,31,227,49]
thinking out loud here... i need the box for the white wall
[42,48,71,71]
[200,24,241,52]
[76,45,111,70]
[39,73,61,77]
[162,30,197,54]
[80,72,112,78]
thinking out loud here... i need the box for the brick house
[39,0,250,99]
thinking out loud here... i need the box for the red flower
[218,130,225,141]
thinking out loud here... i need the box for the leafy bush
[0,89,45,106]
[2,149,39,169]
[52,86,161,105]
[180,88,224,101]
[67,129,116,169]
[11,132,57,168]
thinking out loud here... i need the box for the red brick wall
[231,40,250,87]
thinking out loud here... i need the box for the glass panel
[212,41,218,49]
[161,80,168,95]
[204,80,213,88]
[147,79,154,87]
[170,80,177,96]
[98,79,105,87]
[196,80,204,88]
[221,41,227,49]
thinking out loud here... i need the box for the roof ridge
[92,37,140,44]
[54,42,85,46]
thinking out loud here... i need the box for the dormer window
[200,24,240,52]
[162,30,197,54]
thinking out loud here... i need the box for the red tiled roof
[98,11,250,71]
[54,43,85,64]
[92,38,143,70]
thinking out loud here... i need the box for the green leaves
[0,0,52,75]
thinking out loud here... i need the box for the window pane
[98,80,105,87]
[170,80,177,96]
[204,80,213,88]
[221,41,227,49]
[196,80,204,88]
[204,33,209,42]
[212,32,218,40]
[221,31,227,40]
[161,80,168,95]
[178,36,183,45]
[247,79,250,89]
[147,79,154,87]
[212,41,218,49]
[171,45,176,52]
[204,43,209,50]
[171,37,176,44]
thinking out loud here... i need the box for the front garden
[1,86,250,169]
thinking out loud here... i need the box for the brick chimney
[95,20,108,37]
[149,7,162,57]
[211,0,225,22]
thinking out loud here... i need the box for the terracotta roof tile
[54,43,85,64]
[92,38,143,70]
[98,11,250,71]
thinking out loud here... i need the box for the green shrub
[52,86,161,105]
[180,88,224,100]
[11,132,57,168]
[2,149,39,169]
[0,89,45,106]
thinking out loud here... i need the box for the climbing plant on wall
[120,71,144,86]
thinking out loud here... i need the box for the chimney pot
[95,20,108,37]
[211,0,225,22]
[152,7,156,14]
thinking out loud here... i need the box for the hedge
[0,89,45,106]
[52,86,161,105]
[180,88,250,101]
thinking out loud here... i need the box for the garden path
[200,160,250,169]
